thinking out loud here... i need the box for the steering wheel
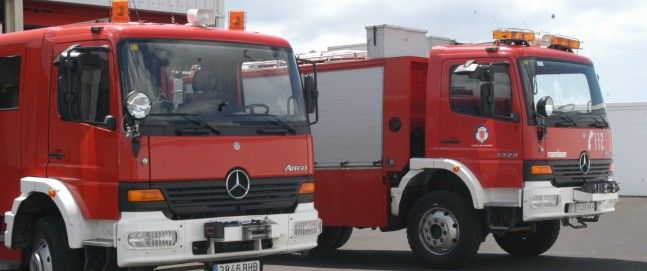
[557,103,576,110]
[242,104,270,115]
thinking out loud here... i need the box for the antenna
[522,20,530,30]
[130,0,141,23]
[491,15,500,29]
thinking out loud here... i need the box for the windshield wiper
[551,112,578,127]
[589,112,609,128]
[258,115,297,135]
[148,113,221,135]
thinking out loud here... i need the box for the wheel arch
[5,177,92,249]
[391,158,487,220]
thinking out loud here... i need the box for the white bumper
[116,203,320,268]
[522,181,619,222]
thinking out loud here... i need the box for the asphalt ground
[158,197,647,271]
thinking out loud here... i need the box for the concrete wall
[606,102,647,196]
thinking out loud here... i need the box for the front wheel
[313,226,353,252]
[494,220,560,257]
[28,216,83,271]
[407,191,482,269]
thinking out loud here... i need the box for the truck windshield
[119,39,308,136]
[519,58,608,128]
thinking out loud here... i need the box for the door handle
[441,138,461,144]
[48,152,65,159]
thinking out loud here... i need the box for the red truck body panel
[310,44,612,228]
[0,24,310,261]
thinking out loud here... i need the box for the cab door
[46,41,120,219]
[436,58,524,188]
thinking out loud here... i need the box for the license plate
[574,202,596,213]
[213,260,261,271]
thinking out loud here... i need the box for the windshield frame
[518,57,608,128]
[117,38,310,136]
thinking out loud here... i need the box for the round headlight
[126,91,151,119]
[536,96,554,117]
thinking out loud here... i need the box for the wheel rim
[29,238,53,271]
[418,207,460,255]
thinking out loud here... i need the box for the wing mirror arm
[298,58,320,125]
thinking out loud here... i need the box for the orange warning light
[229,10,246,31]
[112,0,130,24]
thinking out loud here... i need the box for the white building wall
[606,102,647,196]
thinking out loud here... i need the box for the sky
[226,0,647,103]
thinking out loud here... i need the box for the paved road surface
[159,197,647,271]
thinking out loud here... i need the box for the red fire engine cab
[0,9,321,270]
[307,28,619,268]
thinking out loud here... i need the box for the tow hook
[562,216,599,229]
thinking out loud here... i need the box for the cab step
[0,260,19,270]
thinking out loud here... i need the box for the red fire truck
[0,9,321,271]
[306,28,619,268]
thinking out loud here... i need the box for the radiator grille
[151,178,302,220]
[550,159,611,187]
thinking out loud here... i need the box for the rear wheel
[494,220,560,257]
[313,226,353,252]
[28,216,83,271]
[407,191,482,269]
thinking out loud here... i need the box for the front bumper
[116,203,320,268]
[522,181,619,222]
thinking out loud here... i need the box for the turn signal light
[299,182,315,194]
[548,35,581,50]
[127,189,165,202]
[493,29,536,43]
[111,0,130,23]
[229,10,246,31]
[530,165,553,175]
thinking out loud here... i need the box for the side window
[58,51,110,123]
[450,66,513,118]
[0,56,21,109]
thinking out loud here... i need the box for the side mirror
[536,96,554,117]
[57,56,82,121]
[453,60,480,75]
[454,60,493,82]
[102,115,117,130]
[56,45,109,122]
[303,74,318,114]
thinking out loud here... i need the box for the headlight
[127,230,177,248]
[126,91,151,119]
[293,219,322,237]
[530,195,560,208]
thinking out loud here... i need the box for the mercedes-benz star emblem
[225,169,251,200]
[579,152,591,175]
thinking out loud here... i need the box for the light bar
[187,9,216,27]
[229,10,246,31]
[493,29,536,43]
[548,35,581,50]
[111,0,129,23]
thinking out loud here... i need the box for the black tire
[332,227,353,250]
[407,191,482,269]
[494,219,560,257]
[313,226,352,252]
[28,215,84,271]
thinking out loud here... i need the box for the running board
[83,238,114,248]
[0,260,19,270]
